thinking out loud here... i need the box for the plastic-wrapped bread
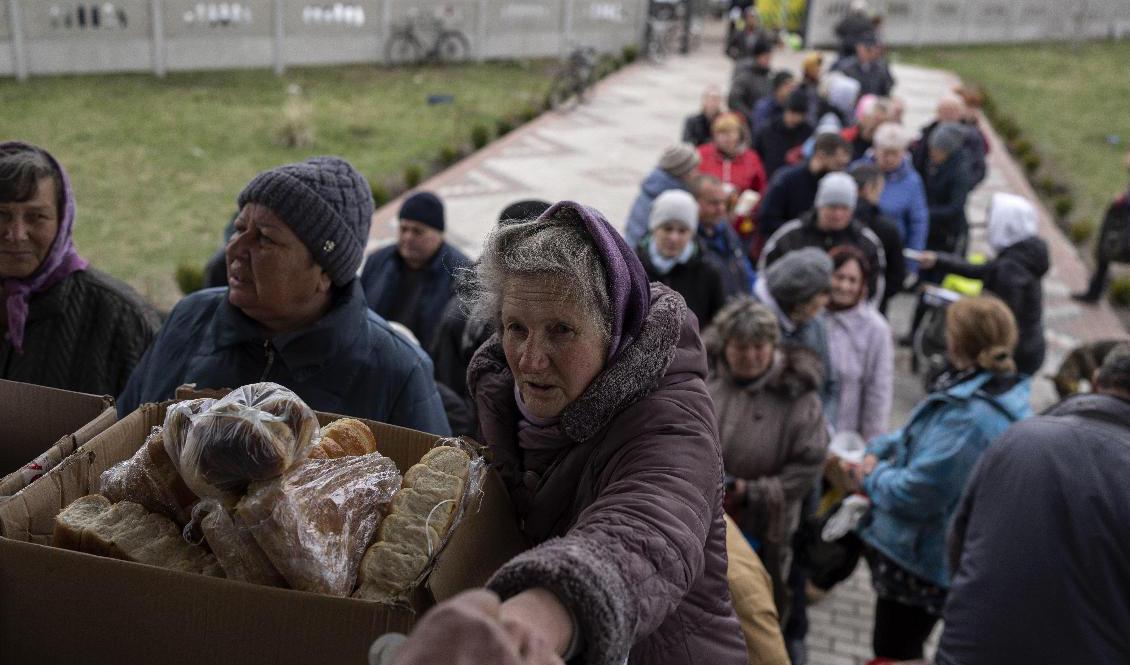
[168,383,319,501]
[100,426,199,526]
[236,452,401,596]
[53,495,224,577]
[308,418,377,459]
[195,501,286,587]
[353,445,472,602]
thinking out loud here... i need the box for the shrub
[438,144,459,166]
[1053,195,1074,218]
[995,116,1020,141]
[1021,152,1041,174]
[470,123,490,149]
[404,164,423,188]
[1109,275,1130,307]
[622,44,639,63]
[1068,218,1095,244]
[276,88,315,149]
[519,105,539,123]
[1037,175,1057,194]
[174,261,205,296]
[1008,138,1032,157]
[496,117,514,136]
[370,179,390,207]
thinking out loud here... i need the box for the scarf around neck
[1,141,89,354]
[647,236,695,275]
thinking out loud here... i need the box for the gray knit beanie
[814,171,858,209]
[649,189,699,233]
[766,247,833,308]
[237,156,373,287]
[658,143,701,178]
[929,122,966,155]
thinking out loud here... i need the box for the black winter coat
[637,241,726,329]
[754,117,814,179]
[856,199,906,312]
[728,62,772,122]
[757,162,822,240]
[1,269,159,396]
[939,393,1130,665]
[924,151,975,252]
[681,113,713,147]
[935,237,1050,375]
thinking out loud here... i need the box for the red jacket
[698,143,767,194]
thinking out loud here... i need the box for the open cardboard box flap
[0,399,527,665]
[0,379,116,497]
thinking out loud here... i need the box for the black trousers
[872,596,939,660]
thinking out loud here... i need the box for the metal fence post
[475,0,487,62]
[382,0,393,64]
[7,0,27,81]
[150,0,166,77]
[273,0,285,75]
[563,0,574,49]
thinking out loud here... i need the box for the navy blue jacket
[938,393,1130,665]
[757,162,821,240]
[117,281,451,435]
[361,242,470,349]
[698,221,755,298]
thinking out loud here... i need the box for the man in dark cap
[832,33,894,97]
[118,157,450,434]
[751,71,798,135]
[753,87,816,179]
[919,122,975,284]
[361,190,470,348]
[728,39,774,123]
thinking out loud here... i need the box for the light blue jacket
[859,371,1031,588]
[624,168,689,247]
[852,154,929,257]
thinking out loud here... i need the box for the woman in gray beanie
[118,156,450,435]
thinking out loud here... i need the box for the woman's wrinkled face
[501,274,607,420]
[654,221,692,259]
[226,203,330,329]
[876,146,905,173]
[831,258,866,308]
[714,127,741,155]
[725,338,775,381]
[0,177,59,279]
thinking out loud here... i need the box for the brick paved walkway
[367,22,1127,664]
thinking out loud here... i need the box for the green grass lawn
[1,62,554,307]
[897,41,1130,234]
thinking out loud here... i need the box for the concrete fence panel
[479,1,565,60]
[0,2,13,77]
[163,0,275,71]
[23,1,152,74]
[282,0,383,67]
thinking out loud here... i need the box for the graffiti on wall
[49,4,129,29]
[182,3,254,27]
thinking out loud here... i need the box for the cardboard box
[0,401,527,665]
[0,379,116,498]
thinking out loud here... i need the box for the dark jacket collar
[209,279,368,380]
[1046,392,1130,431]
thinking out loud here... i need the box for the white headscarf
[987,192,1039,252]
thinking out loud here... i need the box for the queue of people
[4,24,1129,665]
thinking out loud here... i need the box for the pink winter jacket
[826,302,894,442]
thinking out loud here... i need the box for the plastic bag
[192,500,286,587]
[165,383,319,501]
[101,426,199,526]
[236,452,402,596]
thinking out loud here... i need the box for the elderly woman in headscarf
[0,141,159,395]
[117,156,450,434]
[918,192,1050,375]
[387,201,748,665]
[705,296,829,619]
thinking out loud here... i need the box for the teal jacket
[859,371,1030,587]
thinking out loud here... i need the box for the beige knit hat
[657,143,701,178]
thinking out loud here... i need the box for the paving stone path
[368,23,1127,664]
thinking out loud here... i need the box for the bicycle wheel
[386,34,422,65]
[436,31,471,63]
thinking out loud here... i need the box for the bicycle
[547,46,597,110]
[385,14,470,65]
[645,17,682,62]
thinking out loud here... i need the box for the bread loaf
[353,445,471,602]
[100,426,199,526]
[308,418,377,459]
[197,502,286,586]
[236,452,401,596]
[172,383,319,500]
[53,495,224,577]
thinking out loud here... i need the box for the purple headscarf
[536,200,651,362]
[1,141,89,353]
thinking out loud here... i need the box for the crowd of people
[3,11,1130,665]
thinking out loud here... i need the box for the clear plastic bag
[164,383,319,502]
[100,426,199,526]
[236,452,402,596]
[192,500,287,587]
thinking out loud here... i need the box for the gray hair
[1096,342,1130,393]
[704,296,780,354]
[461,213,612,345]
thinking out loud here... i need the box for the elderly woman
[853,122,929,261]
[118,156,449,434]
[851,295,1031,661]
[395,201,748,664]
[706,297,829,617]
[0,141,159,395]
[697,111,767,198]
[636,189,726,327]
[919,193,1049,376]
[826,245,892,441]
